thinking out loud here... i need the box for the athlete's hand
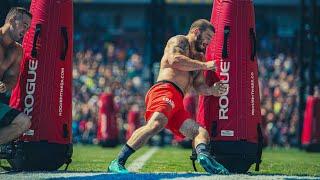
[0,81,7,93]
[211,81,228,97]
[203,61,217,71]
[194,52,206,61]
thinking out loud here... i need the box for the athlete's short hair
[189,19,215,33]
[5,7,32,23]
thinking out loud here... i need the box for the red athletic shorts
[144,80,191,138]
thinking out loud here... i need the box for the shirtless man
[108,19,229,174]
[0,7,32,145]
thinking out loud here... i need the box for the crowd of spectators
[72,30,149,144]
[258,52,299,147]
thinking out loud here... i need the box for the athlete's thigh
[0,103,21,128]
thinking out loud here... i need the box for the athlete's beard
[8,26,20,42]
[194,35,205,53]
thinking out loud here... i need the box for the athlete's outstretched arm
[193,72,228,96]
[165,35,215,71]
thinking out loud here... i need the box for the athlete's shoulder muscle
[164,35,190,56]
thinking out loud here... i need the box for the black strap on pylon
[190,149,198,171]
[255,124,263,171]
[64,144,73,171]
[222,26,230,59]
[64,158,72,171]
[250,28,256,61]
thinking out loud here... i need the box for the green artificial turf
[1,145,319,177]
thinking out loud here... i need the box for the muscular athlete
[108,19,229,174]
[0,7,32,145]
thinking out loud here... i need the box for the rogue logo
[24,59,38,118]
[163,97,175,109]
[59,68,65,116]
[219,61,230,120]
[250,72,255,115]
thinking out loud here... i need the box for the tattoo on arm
[164,36,205,71]
[166,35,190,56]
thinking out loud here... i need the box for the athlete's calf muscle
[179,119,200,139]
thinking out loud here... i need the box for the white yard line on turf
[127,147,159,172]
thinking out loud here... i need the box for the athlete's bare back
[157,35,192,93]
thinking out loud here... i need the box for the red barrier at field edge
[97,93,119,147]
[302,96,320,152]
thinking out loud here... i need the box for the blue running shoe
[107,159,129,174]
[197,153,230,175]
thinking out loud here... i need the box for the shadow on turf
[48,172,211,180]
[1,171,318,179]
[248,172,317,177]
[47,172,320,180]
